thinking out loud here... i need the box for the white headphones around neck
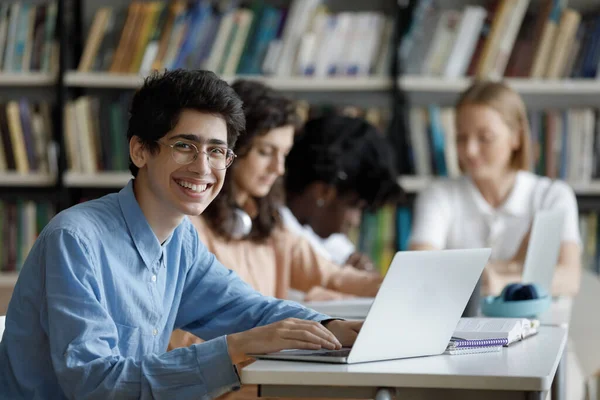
[229,208,252,239]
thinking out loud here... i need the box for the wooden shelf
[64,71,392,91]
[0,172,56,186]
[64,72,145,88]
[63,171,132,188]
[398,176,600,196]
[64,72,600,95]
[0,273,18,286]
[0,72,56,86]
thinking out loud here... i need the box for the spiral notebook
[448,337,509,348]
[444,346,502,356]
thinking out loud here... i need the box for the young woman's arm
[284,230,382,299]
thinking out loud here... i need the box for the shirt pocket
[114,322,143,356]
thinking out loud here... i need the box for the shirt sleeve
[285,231,382,298]
[409,182,453,249]
[322,234,356,265]
[44,229,239,400]
[542,181,581,245]
[175,236,331,339]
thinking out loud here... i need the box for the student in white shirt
[284,115,404,271]
[409,80,581,296]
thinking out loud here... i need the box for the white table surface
[242,326,568,392]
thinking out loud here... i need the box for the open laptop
[521,209,566,292]
[251,248,491,364]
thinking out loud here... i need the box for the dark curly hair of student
[202,79,300,241]
[285,115,404,210]
[127,69,245,177]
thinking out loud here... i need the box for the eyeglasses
[160,141,236,170]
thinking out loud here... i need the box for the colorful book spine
[448,337,509,348]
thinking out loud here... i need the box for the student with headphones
[283,115,404,271]
[409,80,582,297]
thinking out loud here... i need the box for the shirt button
[151,275,157,282]
[153,328,158,336]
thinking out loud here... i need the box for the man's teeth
[177,180,208,193]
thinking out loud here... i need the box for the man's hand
[345,252,375,272]
[226,318,342,364]
[322,319,363,347]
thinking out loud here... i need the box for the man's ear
[130,136,148,170]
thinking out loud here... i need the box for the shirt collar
[118,179,163,271]
[465,171,530,217]
[500,171,531,216]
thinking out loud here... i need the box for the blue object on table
[481,283,552,318]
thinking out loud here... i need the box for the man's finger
[282,329,337,349]
[292,319,342,347]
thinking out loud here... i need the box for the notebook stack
[444,317,540,355]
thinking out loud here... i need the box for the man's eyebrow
[169,134,228,146]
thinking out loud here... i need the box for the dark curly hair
[127,69,245,177]
[202,79,300,241]
[285,115,404,210]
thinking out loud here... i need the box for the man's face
[132,109,230,217]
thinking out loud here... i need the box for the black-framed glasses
[160,141,236,170]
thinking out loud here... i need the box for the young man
[0,70,360,399]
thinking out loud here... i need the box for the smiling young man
[0,70,361,400]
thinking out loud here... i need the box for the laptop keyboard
[296,349,351,357]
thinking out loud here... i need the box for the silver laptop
[521,209,565,293]
[251,248,491,364]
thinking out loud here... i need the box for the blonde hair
[456,80,531,171]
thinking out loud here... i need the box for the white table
[242,326,568,400]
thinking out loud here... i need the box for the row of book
[404,0,596,79]
[406,106,600,186]
[0,200,55,273]
[577,212,600,276]
[0,2,57,73]
[63,95,389,174]
[0,100,54,174]
[78,0,392,78]
[63,95,132,173]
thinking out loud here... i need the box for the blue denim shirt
[0,180,328,399]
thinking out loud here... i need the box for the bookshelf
[5,0,600,287]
